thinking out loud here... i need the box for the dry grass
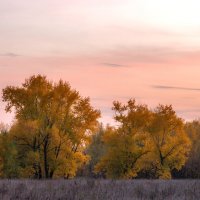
[0,179,199,200]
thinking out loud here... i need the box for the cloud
[152,85,200,91]
[102,46,175,65]
[0,53,20,57]
[101,63,125,67]
[100,44,200,66]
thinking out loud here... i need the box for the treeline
[0,75,199,179]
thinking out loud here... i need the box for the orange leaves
[2,75,100,178]
[0,76,193,179]
[149,104,191,178]
[95,99,191,179]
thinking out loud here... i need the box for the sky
[1,0,200,125]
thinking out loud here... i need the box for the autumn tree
[79,123,106,177]
[95,99,152,179]
[148,105,191,179]
[95,100,191,179]
[0,123,19,178]
[173,120,200,178]
[2,75,100,179]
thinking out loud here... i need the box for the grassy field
[0,179,199,200]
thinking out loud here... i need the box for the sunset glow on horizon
[1,0,200,125]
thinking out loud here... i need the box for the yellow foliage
[2,75,100,178]
[95,100,191,180]
[95,101,152,179]
[148,105,191,179]
[1,76,192,180]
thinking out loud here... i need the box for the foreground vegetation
[0,179,199,200]
[1,75,200,179]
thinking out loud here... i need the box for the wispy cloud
[106,46,200,65]
[101,63,125,67]
[152,85,200,91]
[0,53,20,57]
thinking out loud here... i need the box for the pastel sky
[1,0,200,125]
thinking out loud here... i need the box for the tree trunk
[50,170,54,178]
[44,135,49,178]
[38,164,42,179]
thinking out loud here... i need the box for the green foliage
[84,123,106,177]
[0,129,19,178]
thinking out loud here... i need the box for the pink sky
[1,0,200,125]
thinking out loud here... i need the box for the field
[0,179,199,200]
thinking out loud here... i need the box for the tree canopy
[95,100,191,179]
[0,75,194,179]
[2,75,100,178]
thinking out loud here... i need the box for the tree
[0,123,19,178]
[95,99,152,179]
[95,100,191,179]
[148,105,191,179]
[79,123,106,177]
[2,75,100,178]
[173,120,200,178]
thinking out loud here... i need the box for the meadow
[0,179,199,200]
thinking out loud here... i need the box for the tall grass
[0,179,199,200]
